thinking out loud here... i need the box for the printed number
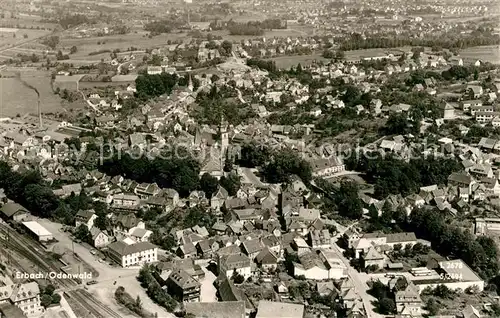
[440,273,463,281]
[446,262,463,269]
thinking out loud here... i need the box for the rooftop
[256,300,304,318]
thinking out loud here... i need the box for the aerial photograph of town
[0,0,499,317]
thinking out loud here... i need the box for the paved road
[333,242,384,318]
[38,219,176,318]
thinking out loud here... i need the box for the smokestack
[38,99,42,129]
[16,72,42,129]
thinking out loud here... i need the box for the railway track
[0,224,77,289]
[65,289,122,318]
[0,223,122,317]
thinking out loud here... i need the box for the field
[0,15,58,60]
[459,45,500,64]
[211,28,309,43]
[0,70,69,117]
[265,53,329,69]
[59,31,187,62]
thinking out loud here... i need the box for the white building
[22,221,53,242]
[219,253,252,279]
[107,241,158,267]
[293,250,347,280]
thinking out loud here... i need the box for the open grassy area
[59,31,187,62]
[460,45,500,64]
[0,70,71,117]
[264,53,329,69]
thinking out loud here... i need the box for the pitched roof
[108,241,156,256]
[364,247,383,260]
[255,248,278,265]
[0,203,28,218]
[168,268,200,289]
[385,232,417,243]
[185,301,245,318]
[256,301,304,318]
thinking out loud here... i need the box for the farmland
[0,69,73,117]
[59,31,187,62]
[459,45,500,64]
[266,53,329,69]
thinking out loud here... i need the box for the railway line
[0,222,122,317]
[66,289,122,318]
[0,223,77,289]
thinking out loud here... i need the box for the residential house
[461,100,482,112]
[467,85,483,98]
[293,250,347,280]
[166,268,201,302]
[129,227,152,243]
[255,248,278,271]
[395,283,422,316]
[308,230,332,249]
[75,209,96,229]
[219,253,252,279]
[0,282,44,317]
[90,227,109,248]
[363,247,385,269]
[309,157,345,177]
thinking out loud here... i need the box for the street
[37,219,176,318]
[333,242,385,318]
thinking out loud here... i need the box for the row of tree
[346,154,462,198]
[407,207,499,280]
[338,32,500,51]
[100,152,200,197]
[138,264,177,312]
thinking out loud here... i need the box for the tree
[40,294,52,308]
[238,143,269,168]
[74,224,91,243]
[70,46,78,54]
[425,297,440,316]
[335,181,363,219]
[200,173,218,198]
[385,113,413,135]
[232,271,245,284]
[42,35,59,50]
[378,298,396,314]
[219,172,241,196]
[51,293,61,304]
[262,150,312,184]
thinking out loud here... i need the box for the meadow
[459,45,500,64]
[266,53,329,69]
[0,70,64,117]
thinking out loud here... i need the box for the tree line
[346,154,462,198]
[100,151,201,197]
[236,143,312,184]
[338,32,500,51]
[0,161,108,228]
[406,207,498,280]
